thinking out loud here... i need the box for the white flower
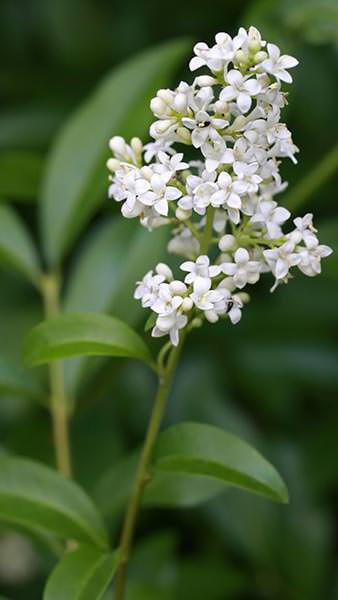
[134,270,165,307]
[210,171,245,224]
[155,152,189,176]
[151,282,184,315]
[261,43,299,84]
[297,244,332,276]
[143,140,175,163]
[178,171,217,216]
[190,277,224,311]
[189,32,241,72]
[288,213,318,248]
[221,248,261,288]
[251,199,290,239]
[140,173,182,216]
[263,240,301,283]
[233,161,262,193]
[168,227,200,259]
[201,138,234,172]
[220,70,261,113]
[182,111,227,148]
[180,255,221,287]
[152,312,188,346]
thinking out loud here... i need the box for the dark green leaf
[40,38,190,265]
[0,151,43,201]
[0,205,41,285]
[44,545,119,600]
[0,455,108,547]
[0,357,42,400]
[24,312,153,368]
[153,422,289,503]
[63,218,168,395]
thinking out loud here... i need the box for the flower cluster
[107,27,332,346]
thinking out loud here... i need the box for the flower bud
[155,119,175,134]
[131,137,143,155]
[156,263,173,281]
[190,317,203,329]
[195,75,217,87]
[169,280,187,295]
[234,50,248,64]
[238,292,250,304]
[140,166,153,180]
[248,40,261,54]
[150,97,168,116]
[106,158,120,172]
[205,309,219,323]
[109,136,126,155]
[254,51,267,64]
[173,93,188,113]
[175,207,191,221]
[176,126,191,144]
[219,234,236,252]
[181,297,193,312]
[157,89,173,104]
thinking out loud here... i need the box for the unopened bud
[173,93,188,113]
[155,119,175,134]
[169,280,187,295]
[175,207,191,221]
[205,310,219,323]
[254,51,268,64]
[195,75,217,87]
[190,317,203,329]
[235,50,248,64]
[140,166,153,180]
[131,137,143,155]
[182,297,194,312]
[219,234,236,252]
[156,263,173,281]
[157,89,173,104]
[150,97,168,116]
[176,126,191,144]
[109,136,126,155]
[248,40,261,54]
[106,158,120,172]
[238,292,250,304]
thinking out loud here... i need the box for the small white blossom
[221,248,261,288]
[261,43,299,84]
[180,255,221,287]
[221,70,262,113]
[251,199,290,239]
[152,312,188,346]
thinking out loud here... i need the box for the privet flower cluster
[107,27,332,346]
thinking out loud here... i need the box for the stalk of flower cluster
[114,330,187,599]
[41,272,72,479]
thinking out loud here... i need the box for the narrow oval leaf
[0,455,108,547]
[0,357,42,400]
[44,545,119,600]
[40,38,190,265]
[0,150,43,202]
[63,218,168,395]
[153,422,288,503]
[24,312,153,367]
[0,204,40,285]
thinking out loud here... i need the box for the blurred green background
[0,0,338,598]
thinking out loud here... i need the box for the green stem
[114,331,186,600]
[41,273,72,479]
[283,142,338,212]
[200,206,215,254]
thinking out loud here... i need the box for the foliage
[0,1,337,599]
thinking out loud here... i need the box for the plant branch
[41,272,72,479]
[114,330,187,599]
[200,206,215,254]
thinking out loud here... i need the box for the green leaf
[63,217,168,395]
[153,422,288,504]
[0,204,41,285]
[24,312,153,368]
[44,545,119,600]
[95,422,287,515]
[0,151,43,201]
[0,455,108,547]
[0,357,42,400]
[40,38,190,266]
[317,218,338,280]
